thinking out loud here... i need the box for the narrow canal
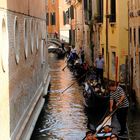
[31,53,88,140]
[31,52,140,140]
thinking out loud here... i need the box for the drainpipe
[106,0,109,84]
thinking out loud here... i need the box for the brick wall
[0,7,50,140]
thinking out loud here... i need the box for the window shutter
[70,5,74,19]
[63,11,66,25]
[110,0,116,22]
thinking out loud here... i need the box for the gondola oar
[82,103,122,140]
[95,103,121,135]
[61,70,90,93]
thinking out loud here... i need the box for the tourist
[85,131,93,140]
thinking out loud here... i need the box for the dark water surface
[31,53,140,140]
[128,106,140,140]
[31,53,88,140]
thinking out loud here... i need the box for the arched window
[41,40,46,65]
[14,16,20,64]
[35,22,39,50]
[1,18,7,72]
[30,19,34,53]
[24,19,28,58]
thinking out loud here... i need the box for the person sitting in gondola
[97,125,112,140]
[85,131,94,140]
[102,125,112,133]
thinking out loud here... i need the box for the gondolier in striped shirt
[109,81,129,136]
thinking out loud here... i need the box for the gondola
[84,109,130,140]
[72,60,88,79]
[83,81,110,111]
[56,48,66,58]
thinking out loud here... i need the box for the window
[70,5,74,19]
[63,11,66,25]
[24,19,28,59]
[1,18,7,72]
[97,0,103,23]
[112,52,116,75]
[30,20,34,53]
[66,10,69,24]
[35,22,39,50]
[130,28,132,44]
[46,13,49,25]
[134,28,136,47]
[89,0,92,21]
[41,40,45,65]
[84,0,88,10]
[72,30,75,45]
[50,12,56,25]
[63,10,69,25]
[110,0,116,22]
[102,48,104,56]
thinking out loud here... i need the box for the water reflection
[31,53,88,140]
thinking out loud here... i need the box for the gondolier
[109,81,129,136]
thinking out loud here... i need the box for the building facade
[129,0,140,101]
[95,0,128,82]
[59,0,71,43]
[46,0,59,38]
[0,0,50,139]
[46,0,71,43]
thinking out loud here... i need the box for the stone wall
[0,1,50,139]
